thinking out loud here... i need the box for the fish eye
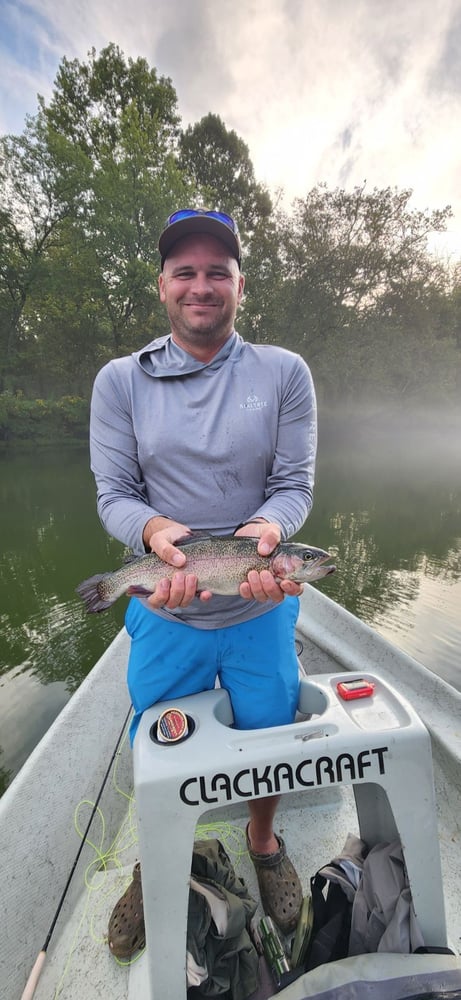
[303,551,314,561]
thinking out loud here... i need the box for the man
[89,209,317,955]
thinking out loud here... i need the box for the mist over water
[0,410,460,795]
[303,408,461,686]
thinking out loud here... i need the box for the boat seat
[132,672,448,1000]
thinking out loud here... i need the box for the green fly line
[52,718,250,994]
[52,714,136,996]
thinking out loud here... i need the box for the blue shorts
[125,598,300,743]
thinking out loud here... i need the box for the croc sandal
[246,826,303,935]
[108,862,145,958]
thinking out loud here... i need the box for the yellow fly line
[51,721,249,994]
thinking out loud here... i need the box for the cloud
[1,0,461,255]
[153,0,234,112]
[429,0,461,96]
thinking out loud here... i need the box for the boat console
[133,672,448,999]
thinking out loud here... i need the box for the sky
[1,0,461,259]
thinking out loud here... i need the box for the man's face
[158,233,245,356]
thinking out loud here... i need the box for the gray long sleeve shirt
[90,331,317,627]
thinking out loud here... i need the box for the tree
[179,113,272,235]
[42,44,181,162]
[0,46,192,393]
[270,184,453,403]
[0,116,88,387]
[40,45,191,357]
[179,113,277,342]
[1,50,458,410]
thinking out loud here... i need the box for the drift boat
[1,586,461,999]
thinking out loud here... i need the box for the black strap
[305,872,352,972]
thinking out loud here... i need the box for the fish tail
[75,574,115,614]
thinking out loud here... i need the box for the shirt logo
[240,393,268,410]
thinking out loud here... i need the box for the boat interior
[2,587,461,999]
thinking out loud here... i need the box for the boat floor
[32,631,461,1000]
[33,788,362,999]
[33,774,461,1000]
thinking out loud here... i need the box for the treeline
[1,43,461,440]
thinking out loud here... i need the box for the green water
[1,420,460,795]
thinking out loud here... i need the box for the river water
[1,416,460,796]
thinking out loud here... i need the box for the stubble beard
[171,302,235,348]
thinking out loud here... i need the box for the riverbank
[0,392,88,445]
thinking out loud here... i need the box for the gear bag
[187,838,259,1000]
[304,833,367,971]
[349,839,425,956]
[304,834,429,973]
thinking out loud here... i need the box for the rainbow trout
[76,535,335,613]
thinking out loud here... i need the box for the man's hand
[142,516,212,609]
[141,516,303,610]
[234,520,304,604]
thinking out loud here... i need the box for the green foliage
[179,113,272,235]
[265,184,459,405]
[0,43,192,394]
[273,183,452,350]
[178,112,278,343]
[1,44,460,420]
[42,43,181,157]
[0,392,88,442]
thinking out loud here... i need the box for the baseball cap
[158,209,242,268]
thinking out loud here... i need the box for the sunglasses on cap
[165,209,239,231]
[159,208,242,267]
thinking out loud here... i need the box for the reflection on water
[369,566,461,680]
[301,417,461,689]
[0,448,125,794]
[0,419,460,795]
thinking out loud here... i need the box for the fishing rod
[21,701,133,1000]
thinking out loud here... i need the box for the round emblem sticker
[157,707,189,743]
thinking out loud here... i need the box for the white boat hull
[1,588,460,999]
